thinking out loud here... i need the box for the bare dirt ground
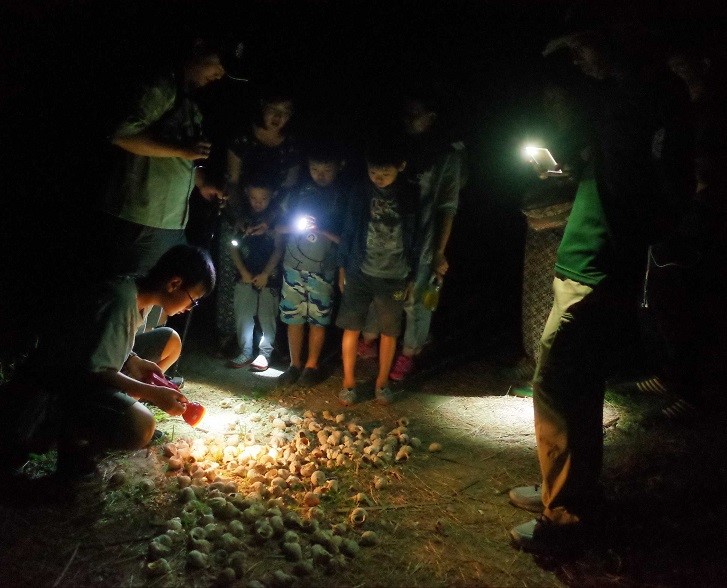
[1,344,726,588]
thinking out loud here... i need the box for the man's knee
[124,403,156,449]
[162,328,182,364]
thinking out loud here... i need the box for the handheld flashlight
[182,402,206,427]
[294,215,315,232]
[145,373,206,427]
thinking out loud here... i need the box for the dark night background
[1,0,726,360]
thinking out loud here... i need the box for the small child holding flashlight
[275,143,347,387]
[227,174,284,372]
[0,245,216,480]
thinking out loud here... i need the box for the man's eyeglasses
[184,289,200,309]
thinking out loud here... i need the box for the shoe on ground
[339,387,358,406]
[608,375,669,396]
[642,397,700,427]
[660,398,699,421]
[637,376,669,395]
[228,353,253,369]
[167,375,184,389]
[389,354,415,382]
[277,365,301,386]
[375,386,395,405]
[297,367,323,387]
[249,354,269,372]
[508,385,534,398]
[509,516,586,556]
[357,339,378,359]
[509,484,544,513]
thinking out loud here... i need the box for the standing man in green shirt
[101,37,227,278]
[507,26,692,555]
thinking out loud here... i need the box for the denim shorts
[280,267,336,326]
[335,270,406,337]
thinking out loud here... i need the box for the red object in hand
[146,372,180,391]
[183,402,206,427]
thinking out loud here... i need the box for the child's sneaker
[297,367,323,387]
[375,386,395,405]
[389,354,414,382]
[249,354,269,372]
[228,354,252,369]
[357,339,378,359]
[277,365,301,386]
[339,387,358,406]
[167,375,184,389]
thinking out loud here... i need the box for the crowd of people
[1,16,726,560]
[214,87,466,403]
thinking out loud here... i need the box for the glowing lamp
[231,239,239,247]
[295,216,310,232]
[523,145,562,174]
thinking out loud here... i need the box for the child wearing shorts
[276,144,346,387]
[335,140,419,405]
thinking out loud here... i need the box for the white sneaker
[249,354,269,372]
[508,484,544,513]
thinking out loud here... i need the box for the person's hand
[530,160,569,180]
[432,252,449,278]
[245,222,269,236]
[403,280,414,303]
[147,385,188,417]
[251,273,269,289]
[544,168,568,178]
[179,141,212,160]
[239,269,254,284]
[125,355,163,383]
[199,184,225,202]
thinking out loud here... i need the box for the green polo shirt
[102,74,202,229]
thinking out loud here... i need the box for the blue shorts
[280,267,335,326]
[335,270,406,337]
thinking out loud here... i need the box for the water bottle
[421,274,442,312]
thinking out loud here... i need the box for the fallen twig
[603,417,620,429]
[52,543,79,588]
[335,501,438,513]
[429,453,497,467]
[453,478,482,495]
